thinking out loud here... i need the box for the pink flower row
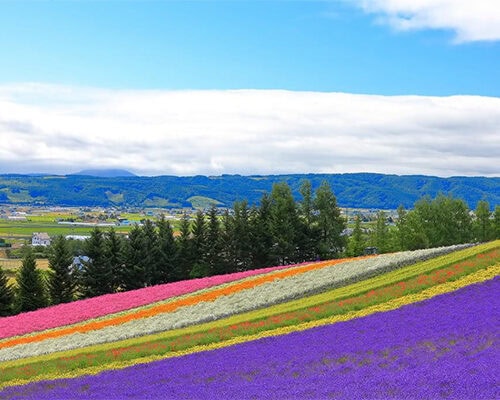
[0,263,302,340]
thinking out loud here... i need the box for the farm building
[31,232,51,247]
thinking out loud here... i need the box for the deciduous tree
[314,181,346,259]
[474,200,492,242]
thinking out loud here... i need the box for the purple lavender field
[1,277,499,400]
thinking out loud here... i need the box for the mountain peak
[71,169,136,178]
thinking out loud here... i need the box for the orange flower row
[1,257,363,350]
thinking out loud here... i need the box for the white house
[32,232,51,247]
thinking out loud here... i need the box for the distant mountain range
[71,169,137,178]
[0,172,498,210]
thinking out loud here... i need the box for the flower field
[0,240,498,399]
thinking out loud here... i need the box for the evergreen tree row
[1,182,499,317]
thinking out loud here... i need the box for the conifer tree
[220,209,237,274]
[155,215,176,284]
[105,227,124,292]
[48,235,76,304]
[0,266,14,316]
[16,247,47,312]
[79,227,113,298]
[347,215,365,257]
[233,200,252,271]
[121,224,148,290]
[204,206,224,275]
[174,214,193,281]
[141,219,160,286]
[190,210,208,278]
[249,194,274,269]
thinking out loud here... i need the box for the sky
[0,0,499,177]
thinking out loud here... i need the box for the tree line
[1,180,499,316]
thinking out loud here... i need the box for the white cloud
[351,0,500,42]
[0,83,499,177]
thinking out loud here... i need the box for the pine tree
[105,228,124,292]
[79,227,113,298]
[48,235,76,305]
[141,219,160,286]
[121,224,148,290]
[233,201,252,271]
[204,206,224,275]
[220,209,237,274]
[16,247,47,312]
[174,214,193,281]
[249,194,274,269]
[155,215,176,284]
[189,210,209,278]
[0,266,14,316]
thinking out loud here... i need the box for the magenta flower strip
[0,263,295,339]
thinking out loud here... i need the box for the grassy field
[0,258,49,286]
[0,221,122,238]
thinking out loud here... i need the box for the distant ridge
[71,169,136,178]
[0,173,498,209]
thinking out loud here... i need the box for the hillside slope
[0,172,499,208]
[0,241,498,399]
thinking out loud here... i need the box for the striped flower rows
[0,262,308,339]
[0,257,350,349]
[0,244,472,362]
[0,265,499,394]
[1,251,497,390]
[29,275,489,400]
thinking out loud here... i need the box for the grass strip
[1,264,497,390]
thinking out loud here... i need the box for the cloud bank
[0,83,499,177]
[351,0,500,42]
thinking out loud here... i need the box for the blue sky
[1,1,499,95]
[0,1,499,177]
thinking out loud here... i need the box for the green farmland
[0,220,130,239]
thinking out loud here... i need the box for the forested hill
[0,173,498,209]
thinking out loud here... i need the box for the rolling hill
[0,172,498,209]
[0,241,498,399]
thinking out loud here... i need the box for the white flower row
[0,244,472,362]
